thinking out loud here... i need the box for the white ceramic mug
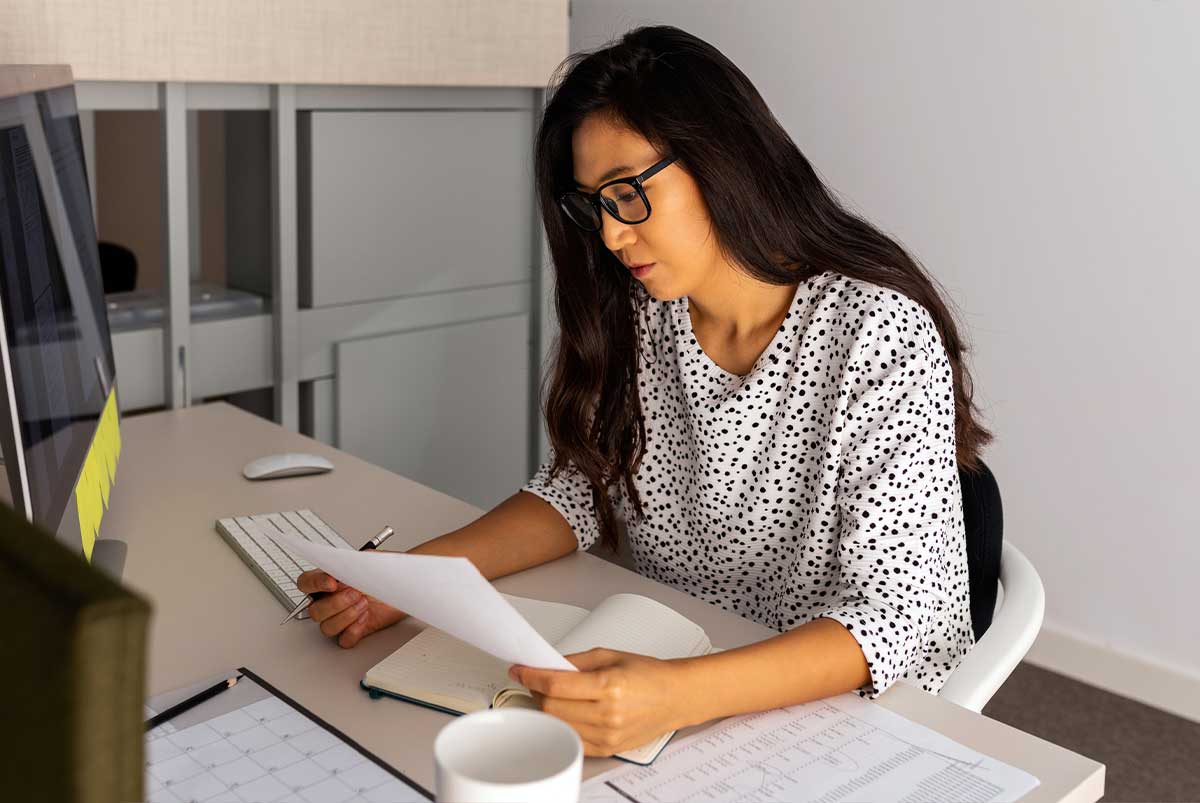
[433,708,583,803]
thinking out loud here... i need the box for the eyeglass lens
[562,181,649,230]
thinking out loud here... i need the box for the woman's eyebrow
[574,163,635,191]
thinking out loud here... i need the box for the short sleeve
[520,451,602,551]
[810,295,955,699]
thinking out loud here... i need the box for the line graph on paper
[581,693,1039,803]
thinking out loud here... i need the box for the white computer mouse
[242,452,334,481]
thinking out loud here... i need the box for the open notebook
[362,592,714,765]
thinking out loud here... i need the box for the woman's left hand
[508,648,691,757]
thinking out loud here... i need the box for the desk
[107,402,1104,801]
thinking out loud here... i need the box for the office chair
[962,461,1004,641]
[98,241,138,293]
[937,460,1046,712]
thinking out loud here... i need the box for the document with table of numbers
[580,691,1039,803]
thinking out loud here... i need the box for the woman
[299,25,991,758]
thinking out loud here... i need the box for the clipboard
[145,666,432,801]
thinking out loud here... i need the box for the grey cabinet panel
[111,315,274,412]
[301,110,533,307]
[191,314,274,399]
[112,327,163,412]
[336,314,529,511]
[297,281,529,381]
[300,378,336,446]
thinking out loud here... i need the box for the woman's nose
[600,213,636,251]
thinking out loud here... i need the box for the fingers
[535,694,633,757]
[309,586,362,623]
[532,696,609,752]
[509,648,624,699]
[319,596,369,638]
[564,647,622,672]
[562,720,623,757]
[511,665,607,701]
[297,570,338,595]
[337,608,372,649]
[538,695,610,728]
[294,572,400,649]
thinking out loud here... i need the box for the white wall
[569,0,1200,712]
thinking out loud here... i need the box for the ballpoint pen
[279,525,395,625]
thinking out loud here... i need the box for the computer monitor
[0,65,121,561]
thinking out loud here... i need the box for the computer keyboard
[214,510,353,617]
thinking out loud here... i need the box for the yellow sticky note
[73,389,122,562]
[76,463,96,561]
[97,457,111,508]
[91,464,104,527]
[96,428,113,503]
[88,463,102,536]
[99,445,114,490]
[112,415,122,462]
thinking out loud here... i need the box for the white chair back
[937,542,1045,712]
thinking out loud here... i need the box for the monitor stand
[91,539,128,582]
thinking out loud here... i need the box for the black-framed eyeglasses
[558,155,678,232]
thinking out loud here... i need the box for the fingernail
[347,590,361,603]
[507,666,519,681]
[355,598,368,611]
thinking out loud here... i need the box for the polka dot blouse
[522,270,975,698]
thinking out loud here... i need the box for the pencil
[146,675,243,731]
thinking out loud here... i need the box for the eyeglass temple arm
[637,155,677,183]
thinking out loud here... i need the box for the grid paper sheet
[145,670,428,803]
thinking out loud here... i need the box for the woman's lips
[629,262,655,278]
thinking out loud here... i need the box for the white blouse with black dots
[521,270,975,698]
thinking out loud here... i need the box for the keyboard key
[215,510,348,612]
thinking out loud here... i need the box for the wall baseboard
[1023,625,1200,725]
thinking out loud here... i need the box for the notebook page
[507,593,592,642]
[364,627,512,712]
[365,595,591,711]
[553,593,711,661]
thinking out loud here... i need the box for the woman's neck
[686,267,798,345]
[683,265,799,376]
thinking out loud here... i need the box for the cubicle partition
[19,0,571,510]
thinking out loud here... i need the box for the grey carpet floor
[982,662,1200,801]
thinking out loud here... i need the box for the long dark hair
[535,25,993,553]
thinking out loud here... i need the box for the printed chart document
[581,692,1040,803]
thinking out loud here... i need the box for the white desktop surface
[105,402,1104,800]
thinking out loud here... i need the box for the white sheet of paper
[267,531,576,671]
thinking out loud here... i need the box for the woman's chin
[639,277,682,303]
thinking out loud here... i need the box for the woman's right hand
[297,570,408,648]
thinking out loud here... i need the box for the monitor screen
[0,74,116,535]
